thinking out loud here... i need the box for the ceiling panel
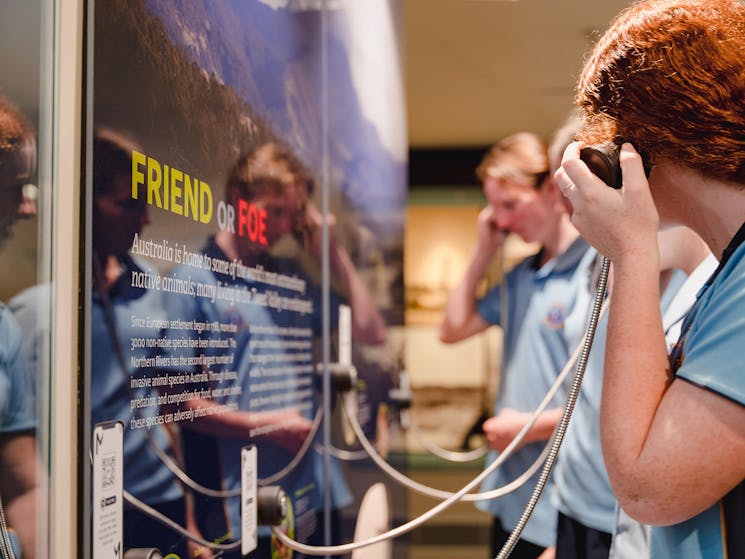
[405,0,633,147]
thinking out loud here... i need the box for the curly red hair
[576,0,745,184]
[0,97,35,179]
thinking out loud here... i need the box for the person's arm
[557,142,745,525]
[160,287,314,453]
[328,239,387,345]
[183,491,215,559]
[537,545,556,559]
[605,253,745,524]
[439,206,504,343]
[179,397,312,453]
[482,407,563,452]
[158,422,216,559]
[0,434,43,559]
[305,202,387,345]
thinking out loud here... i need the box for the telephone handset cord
[0,492,17,559]
[495,255,610,559]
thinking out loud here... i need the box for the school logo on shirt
[544,304,567,329]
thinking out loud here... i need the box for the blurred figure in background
[546,114,618,559]
[88,127,211,557]
[167,141,386,557]
[0,95,43,558]
[439,131,596,559]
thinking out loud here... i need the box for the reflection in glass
[87,2,406,556]
[0,1,52,558]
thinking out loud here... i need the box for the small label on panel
[339,304,357,445]
[338,304,352,366]
[93,421,123,559]
[242,445,258,555]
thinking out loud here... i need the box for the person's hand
[188,539,216,559]
[482,408,530,452]
[537,545,556,559]
[476,206,508,256]
[302,201,338,260]
[271,409,314,453]
[554,142,659,263]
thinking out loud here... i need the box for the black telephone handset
[579,142,651,189]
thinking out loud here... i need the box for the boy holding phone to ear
[440,131,596,559]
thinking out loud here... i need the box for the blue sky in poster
[143,0,406,228]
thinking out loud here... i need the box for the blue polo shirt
[475,238,596,547]
[654,228,745,559]
[551,268,687,535]
[165,238,351,541]
[0,302,35,555]
[8,284,51,413]
[609,254,719,559]
[551,308,614,532]
[0,304,35,436]
[90,257,183,506]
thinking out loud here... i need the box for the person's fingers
[560,140,582,167]
[553,169,577,199]
[618,143,648,192]
[560,141,609,192]
[554,166,583,212]
[555,143,586,206]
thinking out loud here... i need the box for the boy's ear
[544,178,573,213]
[543,176,562,199]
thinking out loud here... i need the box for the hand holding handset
[579,142,651,189]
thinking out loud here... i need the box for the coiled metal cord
[495,255,610,559]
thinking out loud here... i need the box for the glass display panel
[84,1,406,558]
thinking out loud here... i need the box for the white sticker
[338,304,352,366]
[338,304,357,444]
[241,445,258,555]
[93,422,124,559]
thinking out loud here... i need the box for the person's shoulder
[721,243,745,278]
[568,237,596,267]
[705,246,745,301]
[0,301,18,327]
[8,283,51,312]
[0,302,24,355]
[0,301,11,328]
[168,260,204,280]
[509,251,542,274]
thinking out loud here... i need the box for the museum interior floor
[336,383,494,559]
[407,457,491,559]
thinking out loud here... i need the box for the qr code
[102,455,116,489]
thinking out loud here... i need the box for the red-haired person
[554,1,745,558]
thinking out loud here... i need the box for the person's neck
[680,237,713,276]
[215,230,239,261]
[664,166,745,258]
[540,213,580,264]
[690,187,745,259]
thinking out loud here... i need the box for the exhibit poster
[84,0,407,557]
